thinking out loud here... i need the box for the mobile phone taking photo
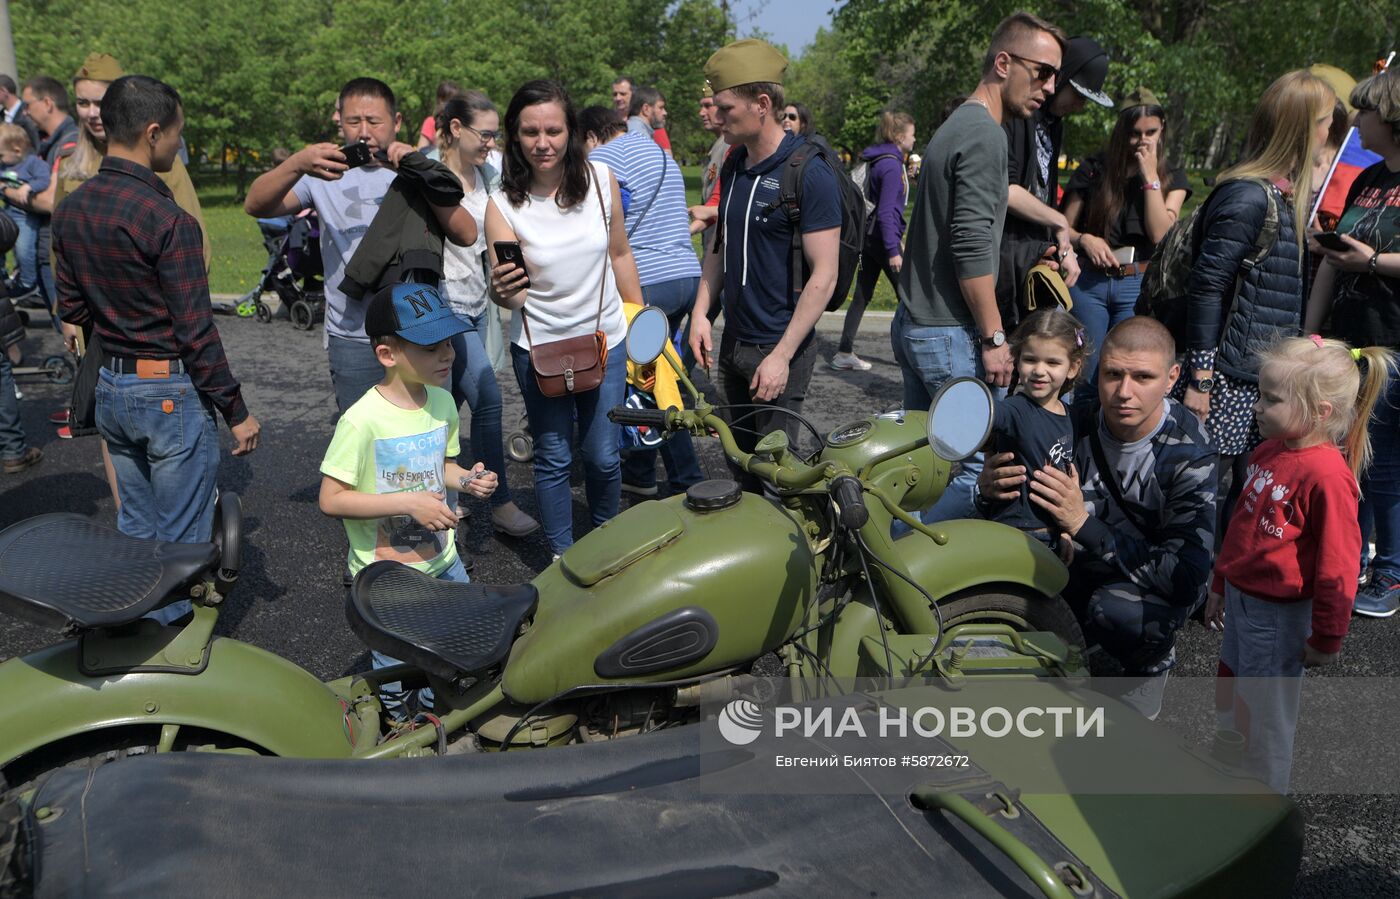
[340,141,374,169]
[494,241,531,289]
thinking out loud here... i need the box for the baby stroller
[237,209,325,331]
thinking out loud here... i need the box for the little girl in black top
[983,309,1089,549]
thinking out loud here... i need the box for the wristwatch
[1142,180,1162,191]
[980,330,1007,348]
[1190,375,1216,393]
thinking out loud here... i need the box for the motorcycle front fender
[0,635,359,770]
[894,518,1070,600]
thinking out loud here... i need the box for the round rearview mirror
[626,306,669,366]
[928,377,994,462]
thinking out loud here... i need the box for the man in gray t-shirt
[244,77,475,413]
[896,12,1066,522]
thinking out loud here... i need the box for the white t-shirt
[292,165,397,342]
[489,160,627,351]
[440,163,496,319]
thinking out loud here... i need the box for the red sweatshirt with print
[1212,440,1361,653]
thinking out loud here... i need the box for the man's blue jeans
[622,277,704,492]
[5,207,38,288]
[889,305,1003,523]
[511,342,626,555]
[327,335,385,415]
[1070,268,1143,404]
[1360,373,1400,579]
[95,368,221,624]
[0,351,26,459]
[449,311,511,510]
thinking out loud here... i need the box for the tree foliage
[794,0,1396,165]
[10,0,732,171]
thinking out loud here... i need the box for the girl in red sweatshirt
[1205,335,1392,792]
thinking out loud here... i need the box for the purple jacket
[862,142,908,257]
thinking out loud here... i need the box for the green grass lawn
[199,165,1219,305]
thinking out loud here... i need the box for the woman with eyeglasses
[437,91,540,538]
[782,103,812,137]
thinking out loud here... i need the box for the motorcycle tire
[935,588,1086,651]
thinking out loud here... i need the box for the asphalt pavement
[1,307,1397,895]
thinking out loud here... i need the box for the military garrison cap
[1119,87,1163,111]
[704,39,787,94]
[75,53,124,82]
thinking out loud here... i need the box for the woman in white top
[438,91,540,538]
[486,80,640,557]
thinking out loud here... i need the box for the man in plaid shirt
[54,76,259,615]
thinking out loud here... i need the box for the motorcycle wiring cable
[705,403,827,464]
[853,530,945,638]
[855,537,898,680]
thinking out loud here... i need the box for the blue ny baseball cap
[365,283,470,346]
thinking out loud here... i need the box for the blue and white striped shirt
[590,132,701,287]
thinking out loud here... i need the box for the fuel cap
[684,479,743,512]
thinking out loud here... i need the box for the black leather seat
[346,561,538,682]
[0,514,218,630]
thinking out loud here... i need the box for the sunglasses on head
[1008,53,1059,83]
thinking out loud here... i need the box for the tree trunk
[236,146,247,203]
[1204,120,1229,171]
[220,142,229,176]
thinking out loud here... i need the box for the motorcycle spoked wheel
[1,725,267,798]
[934,589,1086,650]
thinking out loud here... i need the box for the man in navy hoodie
[689,39,841,492]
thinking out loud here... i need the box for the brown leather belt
[1104,260,1151,279]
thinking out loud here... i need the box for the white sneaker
[829,352,872,372]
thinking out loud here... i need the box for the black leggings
[838,235,899,353]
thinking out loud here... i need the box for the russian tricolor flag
[1317,131,1383,223]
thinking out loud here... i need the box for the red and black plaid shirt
[54,157,247,425]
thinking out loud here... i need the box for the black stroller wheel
[43,355,76,385]
[255,301,273,323]
[291,301,314,331]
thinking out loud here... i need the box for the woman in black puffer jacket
[1173,70,1337,528]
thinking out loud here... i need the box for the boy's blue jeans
[94,367,221,625]
[5,206,38,288]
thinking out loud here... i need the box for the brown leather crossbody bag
[522,172,611,397]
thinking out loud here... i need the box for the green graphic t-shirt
[320,385,461,576]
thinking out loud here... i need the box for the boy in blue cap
[319,282,497,705]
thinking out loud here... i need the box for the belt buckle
[135,358,171,379]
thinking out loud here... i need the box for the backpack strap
[775,142,816,299]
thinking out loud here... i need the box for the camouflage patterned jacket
[1070,399,1219,607]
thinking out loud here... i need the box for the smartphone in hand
[1314,230,1349,252]
[340,142,374,169]
[493,241,531,289]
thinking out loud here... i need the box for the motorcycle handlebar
[608,406,674,431]
[829,476,869,529]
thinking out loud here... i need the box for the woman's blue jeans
[1070,268,1143,404]
[511,342,626,555]
[449,310,511,509]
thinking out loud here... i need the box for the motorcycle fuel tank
[502,481,817,705]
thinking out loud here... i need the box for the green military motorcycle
[0,307,1076,775]
[0,309,1304,897]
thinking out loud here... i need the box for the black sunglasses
[783,112,800,121]
[1008,53,1059,83]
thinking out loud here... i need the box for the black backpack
[716,136,866,312]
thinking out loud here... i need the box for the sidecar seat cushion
[347,561,538,681]
[0,514,217,630]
